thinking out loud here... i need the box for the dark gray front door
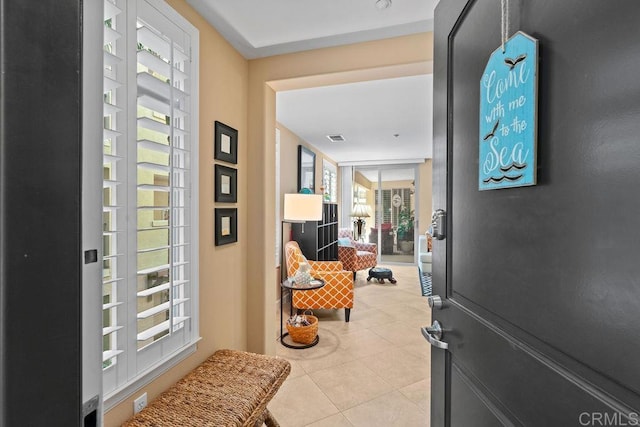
[429,1,640,425]
[1,0,83,425]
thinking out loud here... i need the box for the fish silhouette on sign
[483,120,499,141]
[504,54,527,70]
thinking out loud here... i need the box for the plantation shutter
[102,0,126,375]
[134,0,193,351]
[376,189,392,224]
[322,161,338,203]
[102,0,199,399]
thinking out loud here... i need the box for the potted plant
[396,207,415,250]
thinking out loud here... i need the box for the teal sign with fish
[479,31,538,190]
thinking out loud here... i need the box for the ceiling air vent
[326,134,345,143]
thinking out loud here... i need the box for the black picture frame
[215,208,237,246]
[215,164,237,203]
[297,145,316,192]
[214,121,238,164]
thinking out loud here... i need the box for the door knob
[421,320,449,350]
[428,295,443,309]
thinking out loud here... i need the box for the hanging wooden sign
[479,31,538,190]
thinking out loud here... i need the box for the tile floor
[270,265,432,427]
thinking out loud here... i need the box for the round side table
[280,278,325,349]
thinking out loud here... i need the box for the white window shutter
[102,0,199,399]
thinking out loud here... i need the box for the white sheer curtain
[339,165,353,229]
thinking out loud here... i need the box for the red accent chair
[369,223,394,254]
[337,228,378,279]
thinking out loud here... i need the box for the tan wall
[104,0,249,424]
[277,123,299,285]
[278,124,301,197]
[354,171,372,189]
[278,123,337,203]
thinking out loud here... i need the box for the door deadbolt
[428,295,443,310]
[431,209,446,240]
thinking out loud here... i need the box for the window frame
[102,0,200,409]
[322,159,338,203]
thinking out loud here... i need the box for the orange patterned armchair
[337,228,378,279]
[285,241,354,322]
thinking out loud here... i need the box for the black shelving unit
[291,203,338,261]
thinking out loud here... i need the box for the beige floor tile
[342,390,429,427]
[309,360,394,410]
[399,379,431,414]
[395,292,422,302]
[337,327,392,345]
[406,296,430,311]
[338,329,395,359]
[269,375,340,427]
[276,341,314,362]
[273,265,432,426]
[295,347,356,374]
[369,320,427,347]
[378,302,428,323]
[400,340,432,362]
[360,347,429,389]
[279,357,307,379]
[305,413,355,427]
[401,313,433,330]
[357,292,411,309]
[345,307,397,329]
[315,317,369,336]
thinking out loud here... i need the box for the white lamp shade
[351,203,370,218]
[283,194,323,222]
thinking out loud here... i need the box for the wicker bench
[122,349,291,427]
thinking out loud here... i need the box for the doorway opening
[353,165,419,265]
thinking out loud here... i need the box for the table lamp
[281,193,323,279]
[350,203,370,241]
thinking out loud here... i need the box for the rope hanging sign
[478,0,539,190]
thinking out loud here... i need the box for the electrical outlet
[133,392,147,414]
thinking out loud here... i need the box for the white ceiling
[187,0,438,59]
[187,0,438,164]
[277,74,433,163]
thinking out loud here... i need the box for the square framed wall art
[215,208,237,246]
[215,164,237,203]
[214,121,238,164]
